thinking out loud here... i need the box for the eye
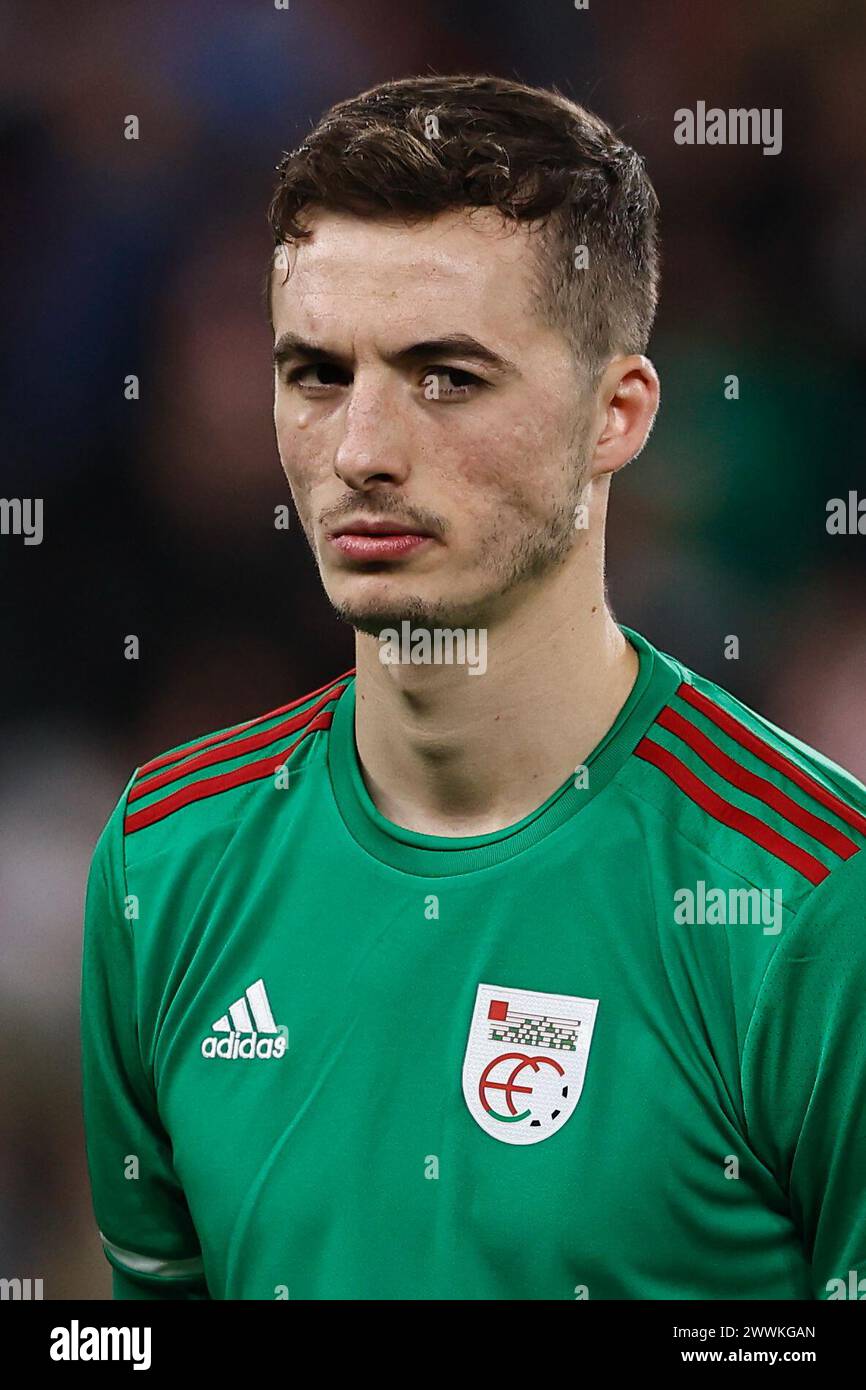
[284,363,349,393]
[422,367,484,399]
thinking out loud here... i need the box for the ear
[589,355,660,479]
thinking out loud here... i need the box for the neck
[352,553,639,837]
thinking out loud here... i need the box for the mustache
[320,494,449,538]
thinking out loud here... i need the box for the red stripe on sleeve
[678,683,866,837]
[130,687,346,802]
[656,705,859,861]
[125,713,333,834]
[635,736,830,884]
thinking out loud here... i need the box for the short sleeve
[741,850,866,1299]
[80,777,210,1299]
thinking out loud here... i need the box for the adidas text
[201,1032,287,1060]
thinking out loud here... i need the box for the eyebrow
[272,331,518,375]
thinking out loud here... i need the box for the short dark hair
[267,73,660,379]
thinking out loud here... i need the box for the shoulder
[120,668,354,855]
[625,645,866,918]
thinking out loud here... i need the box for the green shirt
[81,627,866,1300]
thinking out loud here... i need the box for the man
[82,74,866,1300]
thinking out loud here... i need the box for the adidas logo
[201,978,287,1060]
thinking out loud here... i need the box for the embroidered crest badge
[462,983,599,1145]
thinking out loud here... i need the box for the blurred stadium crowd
[0,0,864,1296]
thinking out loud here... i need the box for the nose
[333,372,411,491]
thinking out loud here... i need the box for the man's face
[271,206,592,635]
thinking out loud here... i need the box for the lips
[327,518,434,560]
[330,519,431,538]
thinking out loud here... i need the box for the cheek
[273,404,292,467]
[274,416,327,496]
[452,415,561,518]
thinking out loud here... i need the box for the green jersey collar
[328,625,684,877]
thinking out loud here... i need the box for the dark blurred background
[1,0,864,1297]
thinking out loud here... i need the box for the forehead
[269,206,545,341]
